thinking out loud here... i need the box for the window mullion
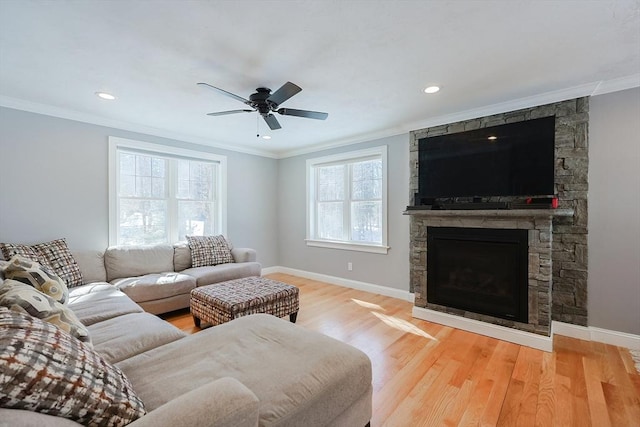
[312,167,316,240]
[344,163,351,242]
[314,166,320,240]
[212,163,218,234]
[115,151,122,244]
[167,159,177,243]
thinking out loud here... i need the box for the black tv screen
[418,116,555,199]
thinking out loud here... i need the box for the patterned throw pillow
[0,308,146,425]
[186,235,235,267]
[0,239,83,287]
[0,279,90,344]
[2,255,69,304]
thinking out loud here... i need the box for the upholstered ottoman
[190,277,299,327]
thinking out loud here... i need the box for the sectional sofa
[0,240,373,426]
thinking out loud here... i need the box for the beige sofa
[73,242,262,315]
[0,263,373,426]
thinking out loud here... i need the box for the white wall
[588,88,640,335]
[277,134,411,293]
[0,107,279,267]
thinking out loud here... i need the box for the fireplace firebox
[427,227,528,323]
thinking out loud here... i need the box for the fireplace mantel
[403,208,574,219]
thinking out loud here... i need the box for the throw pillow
[2,255,69,304]
[0,238,83,287]
[186,235,234,267]
[0,279,90,344]
[0,307,146,425]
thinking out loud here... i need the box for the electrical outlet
[347,262,353,271]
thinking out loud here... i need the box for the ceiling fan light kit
[198,81,328,131]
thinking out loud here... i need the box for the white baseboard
[261,266,414,302]
[552,321,640,350]
[261,266,639,351]
[412,306,553,352]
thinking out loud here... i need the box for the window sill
[305,239,389,254]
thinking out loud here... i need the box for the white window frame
[306,146,389,254]
[108,137,227,246]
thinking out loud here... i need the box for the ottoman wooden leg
[193,316,201,328]
[289,311,298,323]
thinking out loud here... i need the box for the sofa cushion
[0,409,82,427]
[124,378,260,427]
[72,249,107,284]
[1,255,69,304]
[182,262,262,287]
[105,244,175,282]
[0,239,83,287]
[0,279,90,344]
[230,247,257,263]
[173,242,192,271]
[116,314,372,426]
[112,272,196,303]
[186,235,234,267]
[88,312,186,364]
[68,283,143,326]
[0,308,146,425]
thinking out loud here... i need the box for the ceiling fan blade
[206,109,254,116]
[267,81,302,106]
[263,114,282,130]
[197,82,251,105]
[277,108,328,120]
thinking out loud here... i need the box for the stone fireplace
[408,209,573,340]
[407,98,589,348]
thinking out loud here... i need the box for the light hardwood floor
[163,273,640,427]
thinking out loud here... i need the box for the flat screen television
[418,116,555,200]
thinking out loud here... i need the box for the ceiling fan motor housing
[250,88,275,115]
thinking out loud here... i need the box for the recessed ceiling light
[262,135,271,140]
[424,86,440,94]
[488,136,497,141]
[95,92,116,100]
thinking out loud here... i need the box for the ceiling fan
[197,81,328,130]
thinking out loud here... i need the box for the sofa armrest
[127,377,259,427]
[231,248,257,263]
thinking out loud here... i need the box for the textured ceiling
[0,0,638,158]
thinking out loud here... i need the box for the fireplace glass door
[427,227,528,323]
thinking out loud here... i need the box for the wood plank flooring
[162,273,640,426]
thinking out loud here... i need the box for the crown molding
[276,74,640,158]
[0,95,278,159]
[591,73,640,96]
[3,74,638,160]
[400,80,600,139]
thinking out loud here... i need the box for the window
[109,137,226,246]
[306,146,388,254]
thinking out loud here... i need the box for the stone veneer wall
[409,97,589,326]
